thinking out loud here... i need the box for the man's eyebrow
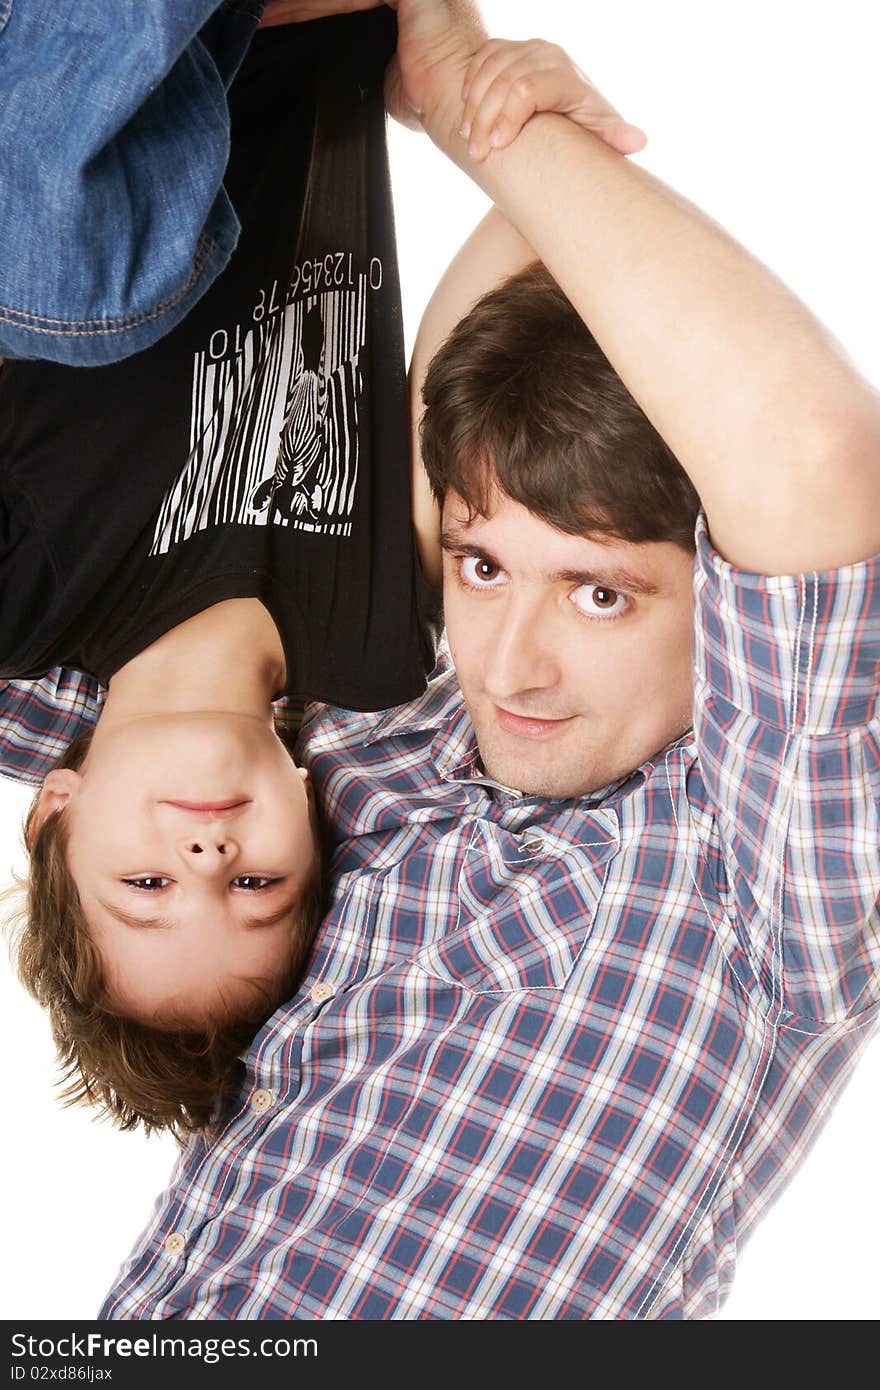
[553,566,660,596]
[440,532,504,566]
[439,530,660,596]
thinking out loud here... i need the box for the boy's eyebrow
[242,898,301,931]
[439,530,660,595]
[96,898,300,932]
[97,901,170,931]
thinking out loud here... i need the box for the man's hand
[387,3,645,160]
[385,0,487,136]
[460,39,646,160]
[258,0,389,27]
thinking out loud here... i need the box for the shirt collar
[365,652,462,744]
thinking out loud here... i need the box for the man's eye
[232,875,281,891]
[570,584,629,619]
[123,877,172,891]
[460,555,507,587]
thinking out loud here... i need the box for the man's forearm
[423,94,880,573]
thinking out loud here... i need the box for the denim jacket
[0,1,265,365]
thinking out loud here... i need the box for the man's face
[42,715,319,1023]
[440,491,696,798]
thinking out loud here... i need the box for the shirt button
[310,982,335,1004]
[164,1232,185,1257]
[251,1088,273,1114]
[523,837,543,853]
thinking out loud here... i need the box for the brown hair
[420,261,700,549]
[7,729,322,1141]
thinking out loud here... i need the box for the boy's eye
[570,583,629,619]
[232,875,281,891]
[460,555,507,587]
[123,877,172,891]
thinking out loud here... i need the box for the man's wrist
[419,92,471,167]
[393,0,487,156]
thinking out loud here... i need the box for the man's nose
[481,592,561,701]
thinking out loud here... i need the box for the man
[7,0,880,1320]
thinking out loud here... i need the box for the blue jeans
[0,0,265,365]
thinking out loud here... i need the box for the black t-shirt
[0,12,436,710]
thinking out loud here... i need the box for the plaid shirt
[58,519,880,1318]
[0,669,105,786]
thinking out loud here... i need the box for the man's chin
[474,730,599,801]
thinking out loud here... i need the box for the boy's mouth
[162,799,250,818]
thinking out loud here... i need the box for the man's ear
[28,769,82,846]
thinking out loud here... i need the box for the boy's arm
[410,210,536,584]
[396,0,880,575]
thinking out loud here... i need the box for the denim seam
[0,231,216,334]
[0,1,12,36]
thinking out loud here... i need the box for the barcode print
[150,277,367,555]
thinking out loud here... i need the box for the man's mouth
[493,706,576,739]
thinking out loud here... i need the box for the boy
[3,7,638,1138]
[2,11,429,1135]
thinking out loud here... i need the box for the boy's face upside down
[39,712,320,1024]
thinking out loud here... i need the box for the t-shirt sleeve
[692,513,880,1025]
[0,489,62,675]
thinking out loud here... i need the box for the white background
[2,0,879,1322]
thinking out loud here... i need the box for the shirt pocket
[414,813,620,994]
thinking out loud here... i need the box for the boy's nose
[178,834,241,868]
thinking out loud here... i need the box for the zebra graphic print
[150,276,368,556]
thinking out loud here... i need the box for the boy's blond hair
[6,730,322,1140]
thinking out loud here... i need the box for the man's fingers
[460,46,547,147]
[460,59,517,145]
[461,43,648,160]
[462,40,542,121]
[462,36,509,99]
[600,120,648,155]
[464,68,542,159]
[567,103,647,155]
[391,0,488,134]
[259,0,388,26]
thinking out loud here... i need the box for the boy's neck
[99,599,286,728]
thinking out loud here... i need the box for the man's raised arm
[395,0,880,574]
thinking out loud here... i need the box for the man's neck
[98,599,286,729]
